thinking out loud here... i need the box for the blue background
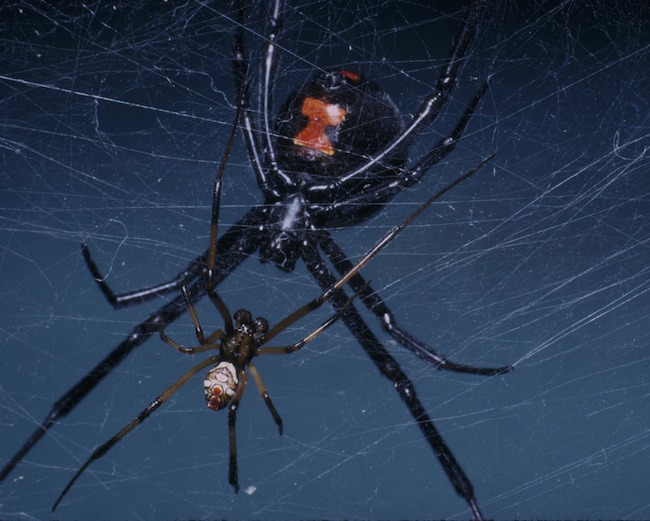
[1,1,648,519]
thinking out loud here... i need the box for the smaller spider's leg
[260,295,327,345]
[177,285,213,345]
[206,86,244,291]
[261,285,363,351]
[81,243,203,308]
[206,157,224,291]
[203,178,233,334]
[159,323,224,355]
[206,287,234,335]
[228,369,249,494]
[202,78,248,334]
[52,354,221,511]
[247,362,283,434]
[258,274,361,345]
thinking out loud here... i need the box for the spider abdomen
[275,69,406,185]
[204,362,239,411]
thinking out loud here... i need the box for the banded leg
[52,355,222,511]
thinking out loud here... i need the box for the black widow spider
[1,0,512,518]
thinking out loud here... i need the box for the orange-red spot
[341,69,360,82]
[293,97,347,156]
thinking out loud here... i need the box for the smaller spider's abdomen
[204,362,238,411]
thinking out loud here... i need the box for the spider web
[1,1,649,519]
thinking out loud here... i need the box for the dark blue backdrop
[1,1,648,519]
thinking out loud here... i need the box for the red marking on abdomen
[293,97,347,155]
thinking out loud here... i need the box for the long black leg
[0,207,265,483]
[402,82,489,189]
[232,0,266,192]
[300,242,485,521]
[257,0,285,182]
[82,80,246,311]
[319,231,512,375]
[307,0,487,198]
[309,81,491,223]
[234,0,291,198]
[81,243,204,308]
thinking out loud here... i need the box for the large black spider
[1,0,512,518]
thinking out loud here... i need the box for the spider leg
[308,80,490,224]
[256,163,495,518]
[228,368,249,493]
[247,362,283,434]
[261,160,489,350]
[232,0,265,191]
[0,208,265,483]
[259,281,353,345]
[320,233,512,375]
[402,81,489,189]
[234,0,292,198]
[81,242,205,308]
[203,140,241,334]
[260,291,360,353]
[300,242,486,521]
[307,0,487,199]
[81,85,244,311]
[257,0,284,181]
[159,310,225,355]
[180,284,232,345]
[250,296,362,442]
[51,354,222,511]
